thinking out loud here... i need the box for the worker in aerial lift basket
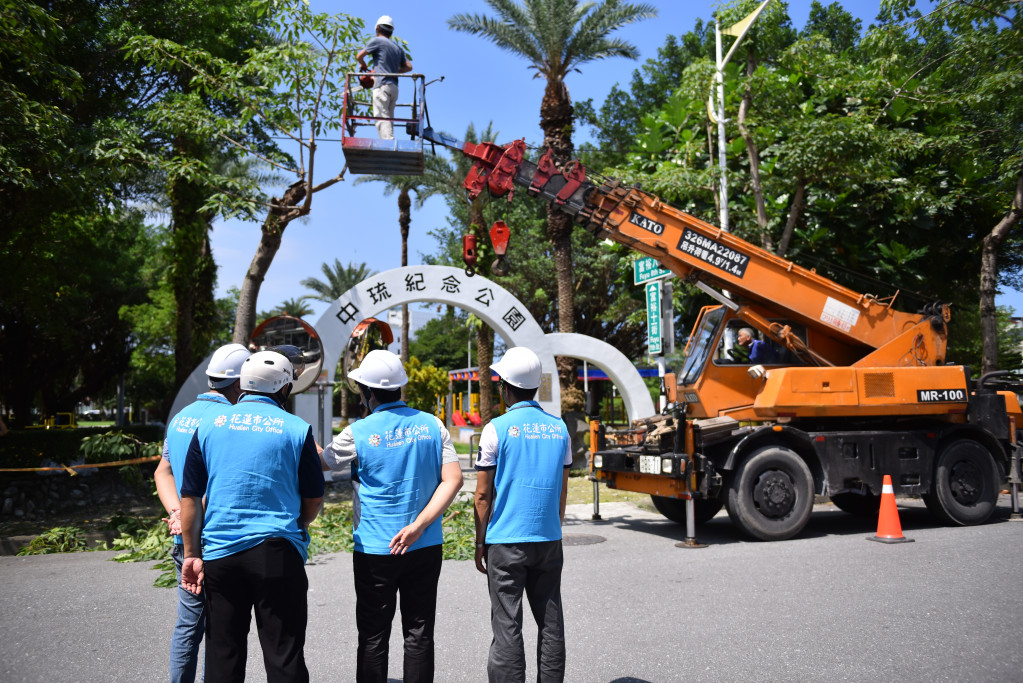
[357,15,412,140]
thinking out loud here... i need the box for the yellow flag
[722,0,771,37]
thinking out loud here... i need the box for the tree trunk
[539,77,578,396]
[737,53,771,251]
[467,197,496,422]
[776,175,806,258]
[477,324,494,426]
[399,189,411,402]
[980,172,1023,374]
[169,135,208,388]
[399,189,411,367]
[232,181,308,344]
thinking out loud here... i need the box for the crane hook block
[489,220,510,256]
[463,234,478,277]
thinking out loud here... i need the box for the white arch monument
[170,266,655,432]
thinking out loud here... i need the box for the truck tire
[650,494,724,525]
[922,438,1000,526]
[830,492,881,518]
[726,446,814,541]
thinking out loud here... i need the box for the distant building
[1010,317,1023,356]
[384,306,436,356]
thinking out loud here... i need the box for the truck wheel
[650,494,724,524]
[726,446,814,541]
[923,438,1000,526]
[830,492,881,518]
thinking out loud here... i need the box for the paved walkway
[2,495,1023,682]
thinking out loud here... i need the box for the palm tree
[301,259,375,303]
[423,123,502,424]
[274,297,314,318]
[449,0,656,393]
[353,160,448,365]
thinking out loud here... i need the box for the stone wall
[0,464,157,521]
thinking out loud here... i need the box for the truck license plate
[639,455,660,474]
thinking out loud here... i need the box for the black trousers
[353,544,443,683]
[203,538,309,683]
[486,541,566,683]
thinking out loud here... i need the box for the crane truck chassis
[396,123,1023,541]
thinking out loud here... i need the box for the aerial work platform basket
[341,72,425,176]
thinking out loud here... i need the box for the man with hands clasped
[474,347,572,683]
[178,350,324,683]
[321,349,462,683]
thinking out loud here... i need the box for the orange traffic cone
[867,474,914,544]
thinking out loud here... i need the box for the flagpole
[712,0,772,235]
[715,20,729,233]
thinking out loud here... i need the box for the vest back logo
[368,433,381,447]
[214,415,227,427]
[629,212,665,235]
[507,425,520,438]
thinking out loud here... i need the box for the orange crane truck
[412,129,1022,541]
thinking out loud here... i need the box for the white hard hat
[206,343,252,389]
[375,15,393,29]
[491,347,542,390]
[349,349,408,389]
[241,351,295,394]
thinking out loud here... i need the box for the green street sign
[634,257,671,285]
[646,281,662,355]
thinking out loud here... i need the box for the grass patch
[565,473,653,508]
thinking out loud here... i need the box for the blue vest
[349,402,444,554]
[193,395,313,561]
[486,401,568,544]
[165,393,231,545]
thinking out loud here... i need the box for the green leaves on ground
[16,527,89,555]
[106,514,177,588]
[307,497,478,562]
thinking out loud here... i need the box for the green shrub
[80,430,161,464]
[0,425,163,469]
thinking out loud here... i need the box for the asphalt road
[2,496,1021,682]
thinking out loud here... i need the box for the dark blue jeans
[170,543,205,683]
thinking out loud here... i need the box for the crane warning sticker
[820,297,860,332]
[917,389,967,402]
[677,228,749,278]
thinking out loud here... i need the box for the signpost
[634,257,671,285]
[646,281,662,355]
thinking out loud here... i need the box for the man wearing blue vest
[474,347,572,683]
[178,350,324,683]
[154,342,250,683]
[322,349,462,683]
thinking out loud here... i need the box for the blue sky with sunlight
[208,0,1022,330]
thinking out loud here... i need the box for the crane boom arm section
[421,130,937,355]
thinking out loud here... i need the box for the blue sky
[209,0,1022,329]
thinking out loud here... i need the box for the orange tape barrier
[0,454,161,475]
